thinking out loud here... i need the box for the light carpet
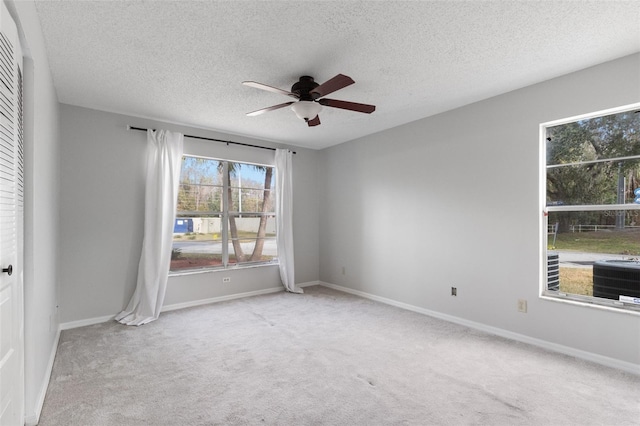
[38,285,639,425]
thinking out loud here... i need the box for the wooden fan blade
[310,74,354,99]
[318,98,376,114]
[246,101,295,117]
[307,115,321,127]
[242,81,298,98]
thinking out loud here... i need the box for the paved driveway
[556,250,636,268]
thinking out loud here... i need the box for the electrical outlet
[341,266,345,275]
[451,287,457,296]
[223,277,231,283]
[517,299,527,313]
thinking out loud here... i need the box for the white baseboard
[319,281,640,376]
[60,314,115,331]
[163,281,320,312]
[24,327,61,426]
[60,281,321,331]
[161,286,284,312]
[298,280,321,288]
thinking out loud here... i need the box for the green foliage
[547,110,640,230]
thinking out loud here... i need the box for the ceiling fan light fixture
[291,101,322,121]
[244,74,375,127]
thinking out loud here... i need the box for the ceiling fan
[242,74,375,127]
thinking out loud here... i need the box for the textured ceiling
[34,1,640,149]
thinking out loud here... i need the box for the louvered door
[0,2,23,425]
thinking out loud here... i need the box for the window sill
[540,292,640,316]
[168,261,279,278]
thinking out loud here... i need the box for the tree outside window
[171,156,276,272]
[544,106,640,310]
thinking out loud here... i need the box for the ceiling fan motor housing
[291,76,320,101]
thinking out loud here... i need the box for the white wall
[319,53,640,368]
[58,104,320,323]
[8,0,61,423]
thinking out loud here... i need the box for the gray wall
[10,0,62,422]
[319,53,640,366]
[12,1,638,419]
[58,104,320,322]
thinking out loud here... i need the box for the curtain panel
[116,129,184,325]
[275,149,302,293]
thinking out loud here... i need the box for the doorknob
[2,265,12,276]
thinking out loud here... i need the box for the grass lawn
[552,228,640,255]
[552,229,640,297]
[559,267,593,296]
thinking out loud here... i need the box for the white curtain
[116,129,184,325]
[275,149,302,293]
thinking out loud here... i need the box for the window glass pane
[226,240,277,265]
[171,156,278,272]
[177,157,223,213]
[546,110,640,207]
[547,158,640,206]
[546,110,640,167]
[229,188,274,213]
[171,215,223,271]
[543,107,640,310]
[228,162,274,213]
[546,211,640,299]
[227,214,277,264]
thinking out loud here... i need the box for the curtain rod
[127,126,296,154]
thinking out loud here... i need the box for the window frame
[170,154,278,275]
[540,102,640,314]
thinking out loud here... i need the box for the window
[542,104,640,312]
[170,156,277,272]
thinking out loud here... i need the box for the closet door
[0,2,24,425]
